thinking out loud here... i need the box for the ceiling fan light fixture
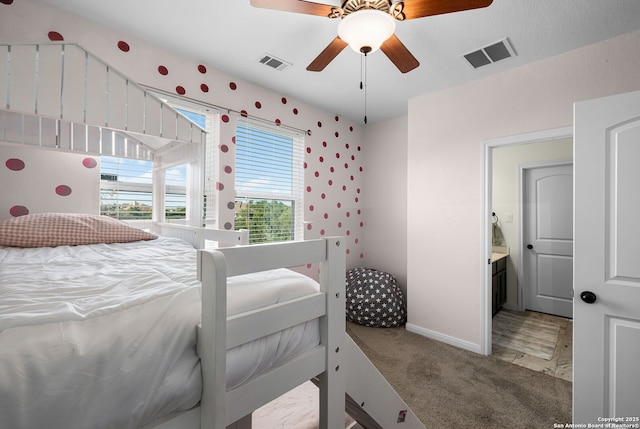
[338,9,396,54]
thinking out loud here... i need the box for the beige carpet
[254,322,572,428]
[347,322,571,428]
[492,310,561,360]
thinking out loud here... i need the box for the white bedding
[0,236,320,429]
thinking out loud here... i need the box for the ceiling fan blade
[307,37,349,72]
[250,0,335,17]
[400,0,493,20]
[380,34,420,73]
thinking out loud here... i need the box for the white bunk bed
[0,216,346,429]
[0,42,426,429]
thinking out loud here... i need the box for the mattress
[0,236,320,429]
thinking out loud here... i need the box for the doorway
[481,126,572,357]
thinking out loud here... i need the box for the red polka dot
[336,153,340,158]
[328,180,333,186]
[220,144,229,153]
[221,114,229,123]
[338,222,342,228]
[48,31,64,41]
[240,110,248,117]
[275,118,281,125]
[9,206,28,217]
[306,186,312,192]
[344,163,349,169]
[158,65,169,75]
[337,202,342,208]
[176,86,186,95]
[229,82,237,90]
[335,132,339,137]
[1,0,15,4]
[320,229,326,236]
[306,224,312,230]
[5,158,25,171]
[292,108,298,115]
[82,158,97,168]
[231,136,236,144]
[346,249,351,255]
[224,165,232,174]
[55,185,72,196]
[255,101,262,109]
[307,130,312,136]
[317,121,322,127]
[306,147,312,154]
[309,205,314,211]
[330,167,335,173]
[342,185,347,191]
[281,97,287,104]
[321,193,326,199]
[350,127,355,132]
[319,156,324,163]
[216,182,224,191]
[346,230,351,235]
[357,146,361,151]
[314,171,319,177]
[323,213,329,219]
[355,238,359,244]
[200,84,209,93]
[322,141,327,148]
[117,41,130,52]
[335,116,339,121]
[346,211,351,217]
[198,64,207,74]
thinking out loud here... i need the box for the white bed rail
[129,221,249,248]
[197,237,346,429]
[0,43,206,155]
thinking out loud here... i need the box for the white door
[574,90,640,423]
[523,163,573,318]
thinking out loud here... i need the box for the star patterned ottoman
[345,267,406,328]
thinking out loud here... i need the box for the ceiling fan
[250,0,493,73]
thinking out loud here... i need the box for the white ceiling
[44,0,640,124]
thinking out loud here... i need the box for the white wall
[361,116,408,296]
[407,29,640,351]
[492,138,573,309]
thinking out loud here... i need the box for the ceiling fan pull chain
[362,51,368,124]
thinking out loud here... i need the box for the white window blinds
[234,118,304,243]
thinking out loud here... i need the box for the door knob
[580,291,597,304]
[526,244,533,249]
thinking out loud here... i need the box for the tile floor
[492,309,573,382]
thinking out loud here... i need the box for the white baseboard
[405,324,482,354]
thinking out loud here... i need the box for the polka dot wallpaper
[0,146,100,219]
[0,0,366,273]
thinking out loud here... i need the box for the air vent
[462,38,516,69]
[257,53,292,71]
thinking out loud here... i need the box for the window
[99,105,209,223]
[100,157,154,219]
[234,119,304,243]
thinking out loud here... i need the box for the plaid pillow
[0,213,157,248]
